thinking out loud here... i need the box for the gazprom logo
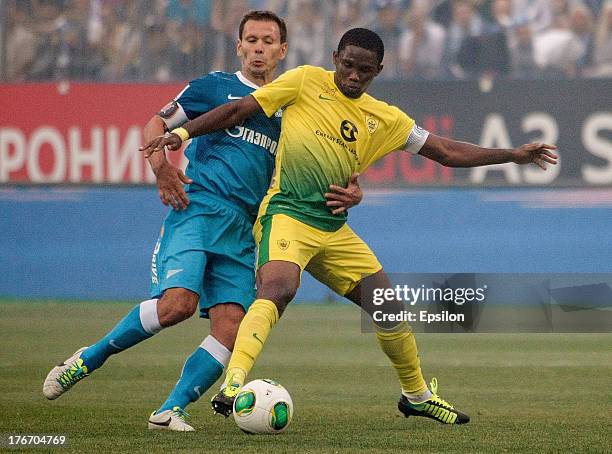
[225,126,278,156]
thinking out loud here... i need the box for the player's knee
[257,279,297,310]
[158,288,199,326]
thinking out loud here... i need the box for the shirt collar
[235,71,260,89]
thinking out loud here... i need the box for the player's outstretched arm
[140,96,264,157]
[418,134,558,169]
[325,172,363,215]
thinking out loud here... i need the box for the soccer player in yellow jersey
[142,28,557,425]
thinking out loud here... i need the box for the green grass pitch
[1,301,610,453]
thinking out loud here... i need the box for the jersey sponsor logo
[315,129,360,164]
[366,115,379,134]
[277,239,290,251]
[225,126,278,156]
[227,94,242,100]
[159,100,178,119]
[340,119,358,142]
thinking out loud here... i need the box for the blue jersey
[159,71,281,220]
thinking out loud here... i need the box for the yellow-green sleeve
[251,66,307,117]
[383,107,415,154]
[369,107,415,163]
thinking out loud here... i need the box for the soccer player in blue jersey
[42,11,362,432]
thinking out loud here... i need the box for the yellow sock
[375,322,428,395]
[225,299,279,386]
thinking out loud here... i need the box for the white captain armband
[404,124,430,154]
[158,100,189,130]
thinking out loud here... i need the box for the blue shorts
[150,190,256,318]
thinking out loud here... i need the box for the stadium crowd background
[2,0,611,83]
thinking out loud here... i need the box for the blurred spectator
[591,0,612,76]
[210,0,249,71]
[569,3,595,75]
[55,0,105,80]
[509,23,541,78]
[488,0,513,28]
[166,0,212,27]
[5,1,37,81]
[442,0,485,79]
[512,0,553,33]
[549,0,571,29]
[173,20,212,80]
[533,1,587,78]
[476,0,511,78]
[399,1,446,79]
[165,0,212,70]
[370,0,404,79]
[1,0,610,82]
[103,1,145,81]
[332,0,375,50]
[432,0,454,27]
[27,0,65,80]
[285,0,329,69]
[139,23,180,82]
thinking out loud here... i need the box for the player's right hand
[140,133,183,158]
[154,162,193,210]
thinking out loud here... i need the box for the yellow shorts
[253,213,382,296]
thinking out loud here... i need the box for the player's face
[333,45,382,98]
[237,20,287,82]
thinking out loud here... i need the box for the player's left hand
[325,172,363,215]
[512,143,558,170]
[140,133,183,158]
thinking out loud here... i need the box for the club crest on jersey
[277,239,290,251]
[366,115,379,134]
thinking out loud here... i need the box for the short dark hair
[239,10,287,43]
[337,28,384,65]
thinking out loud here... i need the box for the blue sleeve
[176,73,219,120]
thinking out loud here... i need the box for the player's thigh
[198,205,258,318]
[306,223,382,297]
[150,207,208,299]
[200,250,257,319]
[253,213,323,272]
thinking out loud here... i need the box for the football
[232,379,294,434]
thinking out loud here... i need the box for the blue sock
[158,335,231,412]
[81,299,162,372]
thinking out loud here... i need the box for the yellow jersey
[253,65,418,231]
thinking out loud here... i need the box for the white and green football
[232,379,293,434]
